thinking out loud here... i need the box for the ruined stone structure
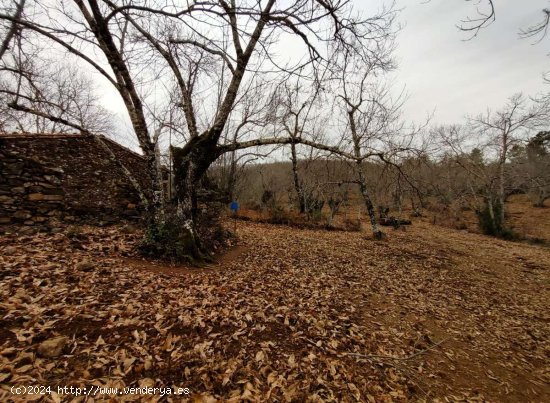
[0,133,154,233]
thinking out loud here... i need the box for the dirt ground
[0,220,549,402]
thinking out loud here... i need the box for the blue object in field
[230,201,239,213]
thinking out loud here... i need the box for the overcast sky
[98,0,550,149]
[375,0,550,125]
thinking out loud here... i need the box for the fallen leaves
[0,222,548,402]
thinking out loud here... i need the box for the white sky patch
[385,0,550,125]
[92,0,550,152]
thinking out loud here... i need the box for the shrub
[476,201,503,236]
[476,200,519,240]
[140,219,193,263]
[454,220,468,230]
[304,196,324,219]
[195,204,233,253]
[341,218,362,232]
[266,206,294,225]
[530,237,547,245]
[139,205,231,264]
[499,227,521,241]
[245,200,263,212]
[261,190,276,208]
[308,205,324,221]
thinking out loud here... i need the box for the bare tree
[437,94,550,235]
[469,94,549,226]
[1,62,114,134]
[334,51,412,238]
[0,0,397,258]
[0,0,167,225]
[0,0,25,59]
[274,78,328,214]
[521,131,550,207]
[211,80,279,201]
[435,125,494,220]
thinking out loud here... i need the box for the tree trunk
[171,153,202,259]
[227,150,237,202]
[357,162,383,239]
[171,137,219,260]
[487,196,497,233]
[535,189,548,208]
[498,129,508,228]
[150,143,165,223]
[498,160,506,227]
[348,108,383,239]
[290,142,305,213]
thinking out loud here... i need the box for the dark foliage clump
[140,215,196,263]
[195,203,233,253]
[304,197,324,220]
[341,218,362,232]
[261,190,276,208]
[476,201,519,240]
[265,206,294,225]
[140,182,232,264]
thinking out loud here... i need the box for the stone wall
[0,133,152,233]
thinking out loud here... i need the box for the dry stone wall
[0,134,151,233]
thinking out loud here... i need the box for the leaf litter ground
[0,221,548,402]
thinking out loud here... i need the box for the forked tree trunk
[172,153,202,259]
[170,137,220,261]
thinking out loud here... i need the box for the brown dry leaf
[255,350,264,362]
